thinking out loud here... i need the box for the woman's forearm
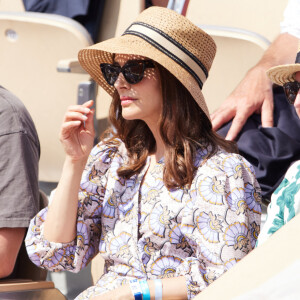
[93,276,188,300]
[43,156,87,243]
[149,276,188,300]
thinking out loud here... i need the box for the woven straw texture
[78,6,216,118]
[267,45,300,86]
[267,64,300,86]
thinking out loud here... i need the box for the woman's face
[113,54,163,127]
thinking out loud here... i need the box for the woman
[25,7,261,300]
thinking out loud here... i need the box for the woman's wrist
[129,279,143,300]
[147,280,155,300]
[59,156,87,187]
[139,280,151,300]
[129,279,163,300]
[65,154,88,168]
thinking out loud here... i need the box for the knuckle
[233,115,246,125]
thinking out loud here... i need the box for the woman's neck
[147,121,165,163]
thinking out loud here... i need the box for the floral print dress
[25,141,262,299]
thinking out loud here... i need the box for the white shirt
[280,0,300,39]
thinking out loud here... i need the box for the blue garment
[218,86,300,203]
[22,0,105,42]
[23,0,90,19]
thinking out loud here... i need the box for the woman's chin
[122,112,140,121]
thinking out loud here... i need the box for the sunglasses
[283,81,300,104]
[100,60,155,86]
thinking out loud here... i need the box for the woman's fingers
[64,100,94,125]
[64,108,95,133]
[66,100,93,114]
[82,99,94,108]
[60,100,95,139]
[60,120,81,134]
[60,121,82,142]
[62,101,95,135]
[58,101,95,159]
[84,108,95,131]
[64,111,88,122]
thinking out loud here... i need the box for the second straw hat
[78,6,216,119]
[267,45,300,85]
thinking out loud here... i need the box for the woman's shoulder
[87,138,127,165]
[216,147,253,166]
[91,138,125,154]
[195,146,255,178]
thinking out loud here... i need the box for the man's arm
[211,33,299,140]
[0,228,26,278]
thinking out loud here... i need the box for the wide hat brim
[267,64,300,86]
[78,7,216,120]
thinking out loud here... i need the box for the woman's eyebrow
[112,59,137,66]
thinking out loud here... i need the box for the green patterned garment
[256,162,300,247]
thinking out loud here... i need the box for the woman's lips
[120,97,136,106]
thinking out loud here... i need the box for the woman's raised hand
[60,100,95,162]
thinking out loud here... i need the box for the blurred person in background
[257,47,300,246]
[22,0,106,42]
[212,0,300,203]
[0,86,43,279]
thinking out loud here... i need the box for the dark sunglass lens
[124,62,145,84]
[101,64,120,86]
[283,82,300,104]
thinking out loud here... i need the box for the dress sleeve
[175,153,262,299]
[25,142,118,273]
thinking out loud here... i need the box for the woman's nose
[114,72,130,90]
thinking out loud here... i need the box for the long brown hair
[102,63,237,189]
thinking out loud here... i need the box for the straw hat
[78,6,216,119]
[267,45,300,85]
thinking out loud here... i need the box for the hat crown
[131,7,216,74]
